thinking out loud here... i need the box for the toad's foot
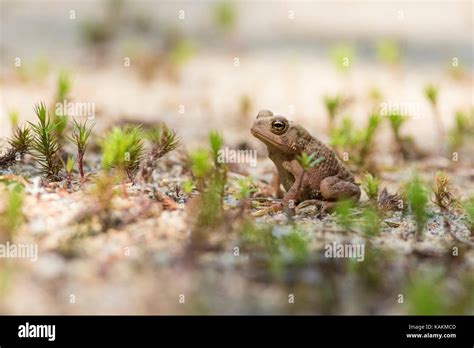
[251,202,283,217]
[295,199,337,215]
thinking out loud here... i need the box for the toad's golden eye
[271,119,287,134]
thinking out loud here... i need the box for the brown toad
[251,110,360,213]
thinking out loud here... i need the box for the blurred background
[1,0,472,151]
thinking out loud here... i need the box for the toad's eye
[271,119,287,134]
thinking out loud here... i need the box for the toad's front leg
[281,160,305,216]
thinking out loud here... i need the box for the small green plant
[424,84,444,141]
[280,227,310,265]
[431,172,455,211]
[406,269,444,315]
[361,172,379,202]
[405,176,429,239]
[65,155,74,173]
[187,132,229,252]
[329,43,355,73]
[29,102,62,180]
[52,70,72,141]
[359,206,381,236]
[375,40,400,66]
[0,126,32,168]
[462,197,474,236]
[101,125,144,182]
[56,70,72,103]
[387,112,408,139]
[181,179,194,196]
[88,172,117,230]
[240,94,252,120]
[323,95,342,130]
[168,39,195,67]
[234,176,256,201]
[188,149,212,192]
[15,57,50,83]
[358,113,381,161]
[68,119,94,183]
[329,116,354,149]
[209,131,223,165]
[213,1,236,33]
[297,152,325,171]
[334,199,355,230]
[386,112,424,160]
[239,222,310,276]
[0,183,24,238]
[330,114,381,167]
[141,123,180,183]
[448,110,474,150]
[8,110,19,130]
[424,84,438,107]
[63,155,74,189]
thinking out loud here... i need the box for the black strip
[0,315,472,347]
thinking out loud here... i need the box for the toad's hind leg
[320,176,361,202]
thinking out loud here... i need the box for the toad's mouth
[251,128,283,149]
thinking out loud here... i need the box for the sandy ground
[0,0,473,315]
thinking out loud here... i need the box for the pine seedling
[188,149,212,192]
[213,1,236,33]
[359,206,381,236]
[329,43,355,73]
[462,197,474,236]
[330,114,380,166]
[56,70,72,103]
[375,40,400,66]
[281,227,310,265]
[101,125,144,182]
[323,94,342,130]
[0,126,32,168]
[141,123,180,183]
[358,113,381,162]
[208,131,227,204]
[431,172,456,211]
[68,118,94,183]
[368,87,383,106]
[8,110,19,131]
[209,131,224,167]
[88,172,117,230]
[181,179,194,196]
[361,172,379,202]
[234,176,256,201]
[330,116,355,150]
[52,70,72,141]
[0,183,24,238]
[449,110,474,150]
[405,176,429,239]
[240,94,252,120]
[63,155,74,189]
[424,84,444,141]
[29,102,62,180]
[406,269,444,315]
[168,39,195,67]
[297,152,325,172]
[424,84,438,107]
[387,112,408,139]
[335,199,355,231]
